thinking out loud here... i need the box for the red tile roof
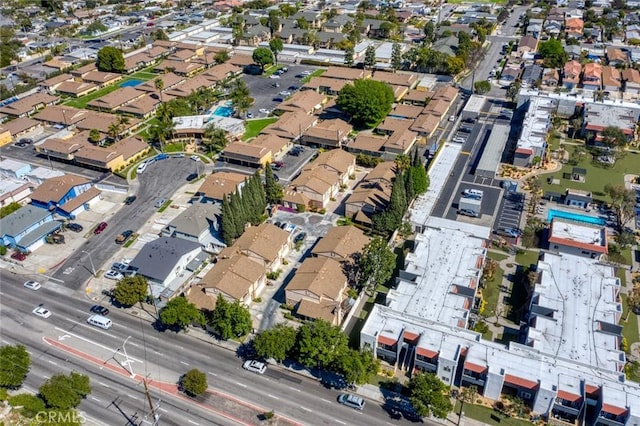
[504,374,538,390]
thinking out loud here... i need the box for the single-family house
[541,68,560,88]
[517,35,538,56]
[28,174,101,218]
[601,66,622,92]
[226,222,291,271]
[161,202,224,252]
[0,204,61,252]
[582,62,602,91]
[622,68,640,94]
[606,47,628,66]
[195,172,247,203]
[565,17,584,38]
[563,60,582,90]
[521,65,543,87]
[128,237,203,287]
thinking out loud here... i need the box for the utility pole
[142,377,161,426]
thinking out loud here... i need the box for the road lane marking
[335,420,346,425]
[53,327,143,363]
[90,396,101,402]
[128,342,140,347]
[127,394,138,400]
[159,408,168,413]
[180,361,189,366]
[301,406,312,412]
[187,420,199,425]
[321,399,332,404]
[268,394,279,400]
[47,360,58,366]
[207,372,217,376]
[235,382,247,388]
[288,386,301,392]
[99,382,110,388]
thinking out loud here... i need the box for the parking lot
[242,64,320,117]
[493,191,525,236]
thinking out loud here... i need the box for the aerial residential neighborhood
[1,0,640,424]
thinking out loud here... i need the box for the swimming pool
[213,105,234,117]
[547,209,606,226]
[120,80,144,88]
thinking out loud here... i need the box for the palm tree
[107,122,120,142]
[203,124,228,154]
[150,119,174,152]
[118,115,130,137]
[154,77,164,104]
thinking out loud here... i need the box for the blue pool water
[213,105,234,117]
[120,79,143,87]
[547,209,606,226]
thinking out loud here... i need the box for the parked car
[294,232,306,243]
[448,115,455,122]
[18,138,33,145]
[11,251,27,261]
[269,75,280,79]
[279,222,288,229]
[104,270,124,281]
[190,155,201,162]
[288,85,300,91]
[300,70,312,76]
[154,198,167,208]
[284,223,296,233]
[281,67,288,72]
[32,306,52,319]
[279,90,292,97]
[271,82,280,87]
[338,394,365,410]
[115,230,134,245]
[90,305,110,316]
[112,262,128,272]
[259,108,270,114]
[272,97,284,102]
[452,137,466,143]
[172,153,186,158]
[242,360,267,374]
[247,112,253,118]
[186,172,198,181]
[156,153,169,161]
[23,280,41,290]
[124,195,137,205]
[136,162,147,174]
[66,222,83,232]
[94,222,108,234]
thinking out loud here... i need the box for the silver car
[242,360,266,374]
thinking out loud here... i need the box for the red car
[94,222,108,235]
[11,251,27,261]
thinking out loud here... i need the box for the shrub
[283,312,295,320]
[8,393,46,417]
[253,297,262,303]
[0,246,6,256]
[280,303,294,311]
[296,204,306,212]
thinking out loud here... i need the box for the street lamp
[82,250,97,277]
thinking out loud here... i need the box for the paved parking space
[444,182,501,219]
[242,64,320,116]
[494,191,525,233]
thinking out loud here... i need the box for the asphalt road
[1,270,431,426]
[50,157,197,288]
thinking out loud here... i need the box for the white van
[462,189,483,199]
[136,162,147,174]
[87,315,112,330]
[338,394,365,410]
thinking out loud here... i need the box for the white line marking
[99,382,110,388]
[128,342,140,347]
[187,420,199,425]
[335,420,346,425]
[207,372,217,376]
[288,386,301,392]
[180,361,189,366]
[321,399,332,404]
[301,406,312,412]
[90,396,101,402]
[235,382,247,388]
[159,408,168,413]
[53,327,143,363]
[268,394,279,400]
[127,394,138,400]
[47,360,58,366]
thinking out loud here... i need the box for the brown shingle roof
[82,70,122,84]
[231,222,290,264]
[136,73,185,92]
[322,67,371,80]
[371,71,417,87]
[348,133,387,152]
[196,171,247,201]
[30,174,90,203]
[87,87,143,110]
[311,225,370,260]
[201,63,241,82]
[56,81,97,96]
[0,93,59,117]
[302,76,348,93]
[302,118,352,142]
[276,90,325,114]
[411,113,440,135]
[185,285,217,311]
[261,111,317,139]
[114,136,149,161]
[296,298,340,323]
[198,254,265,300]
[304,149,355,175]
[391,104,423,119]
[0,117,41,136]
[286,256,346,300]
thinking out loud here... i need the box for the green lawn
[541,150,640,203]
[481,266,504,318]
[620,294,640,347]
[301,68,326,83]
[157,200,172,213]
[617,267,628,287]
[243,117,278,140]
[263,64,284,77]
[64,79,136,109]
[515,249,539,268]
[487,251,509,262]
[454,402,533,426]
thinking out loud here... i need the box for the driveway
[242,64,321,117]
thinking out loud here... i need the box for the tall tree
[154,77,164,104]
[221,196,236,244]
[335,349,380,385]
[537,38,568,68]
[96,46,124,73]
[391,43,403,71]
[358,237,396,294]
[253,323,297,362]
[113,276,148,307]
[295,320,349,369]
[269,38,284,64]
[604,184,636,230]
[601,126,629,148]
[252,47,274,71]
[423,21,435,42]
[203,124,228,154]
[337,79,394,128]
[230,190,246,237]
[364,45,376,69]
[0,344,30,388]
[344,46,355,67]
[160,297,202,330]
[209,295,252,339]
[89,128,101,143]
[181,369,208,397]
[39,372,91,410]
[265,165,283,204]
[407,372,453,419]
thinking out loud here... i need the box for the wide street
[1,269,430,425]
[50,157,198,289]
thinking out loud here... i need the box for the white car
[448,115,456,122]
[243,360,267,374]
[259,108,270,114]
[452,137,466,143]
[24,280,41,290]
[279,90,292,97]
[190,155,201,162]
[301,70,312,76]
[33,306,52,318]
[104,270,124,281]
[269,75,280,79]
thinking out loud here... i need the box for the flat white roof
[463,95,486,114]
[0,176,31,196]
[476,123,509,176]
[386,219,488,328]
[549,217,607,252]
[0,158,31,173]
[517,95,555,152]
[529,252,623,371]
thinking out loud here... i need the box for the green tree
[604,184,636,230]
[181,369,208,397]
[506,81,521,102]
[0,27,21,67]
[474,80,491,95]
[0,344,30,388]
[39,372,91,410]
[88,128,101,143]
[113,276,148,307]
[411,150,429,195]
[160,297,202,330]
[337,79,395,128]
[152,29,169,41]
[296,17,310,30]
[41,0,63,12]
[214,51,230,64]
[96,46,125,73]
[364,45,376,69]
[203,124,228,154]
[265,164,283,204]
[7,393,46,418]
[85,20,107,34]
[0,201,23,218]
[335,349,379,385]
[616,231,636,248]
[209,295,252,339]
[358,237,396,294]
[391,42,403,71]
[344,46,355,67]
[253,323,297,362]
[252,47,274,71]
[407,372,453,419]
[423,21,435,42]
[269,38,284,64]
[295,320,349,369]
[221,196,236,244]
[537,38,568,68]
[601,126,629,148]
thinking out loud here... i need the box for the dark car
[90,305,110,316]
[274,221,282,228]
[11,251,27,261]
[66,222,83,232]
[273,174,280,182]
[186,172,198,181]
[18,138,33,145]
[273,97,284,102]
[115,229,134,244]
[288,85,299,91]
[279,222,288,229]
[94,222,108,235]
[124,195,137,205]
[294,232,306,243]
